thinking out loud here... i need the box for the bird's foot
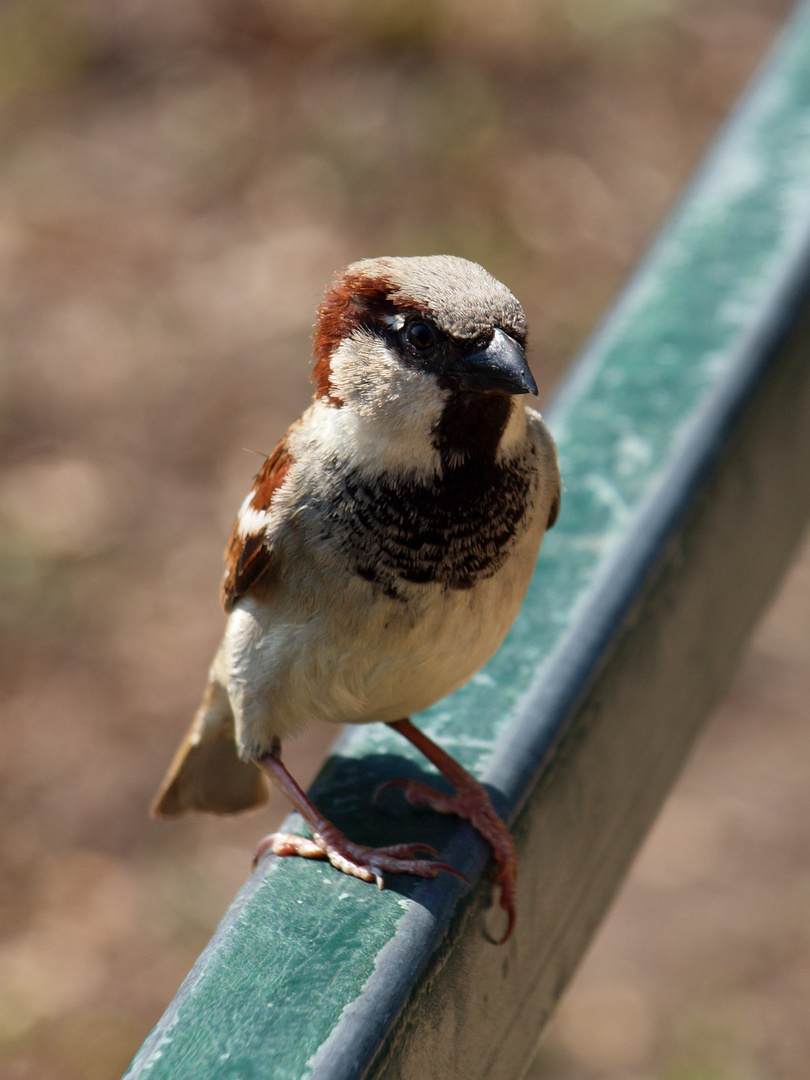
[253,828,467,890]
[375,774,517,942]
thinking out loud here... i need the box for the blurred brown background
[0,1,807,1077]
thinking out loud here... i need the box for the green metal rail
[125,6,810,1078]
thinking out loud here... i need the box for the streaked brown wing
[221,436,292,611]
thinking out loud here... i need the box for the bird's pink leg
[378,718,517,942]
[253,741,466,890]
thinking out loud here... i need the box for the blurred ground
[0,1,804,1077]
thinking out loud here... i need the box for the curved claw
[484,886,516,944]
[430,861,469,886]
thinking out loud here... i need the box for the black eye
[406,321,436,351]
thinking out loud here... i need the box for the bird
[151,254,561,942]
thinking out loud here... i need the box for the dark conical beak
[455,328,538,396]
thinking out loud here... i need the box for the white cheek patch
[323,334,445,478]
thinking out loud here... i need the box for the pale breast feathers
[221,438,293,611]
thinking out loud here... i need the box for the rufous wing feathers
[221,436,293,611]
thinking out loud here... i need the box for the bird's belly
[223,541,537,757]
[352,578,524,722]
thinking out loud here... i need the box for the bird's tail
[150,675,268,818]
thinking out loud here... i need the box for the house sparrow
[151,255,561,942]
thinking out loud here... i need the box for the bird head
[310,255,537,472]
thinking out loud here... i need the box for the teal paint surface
[126,7,810,1077]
